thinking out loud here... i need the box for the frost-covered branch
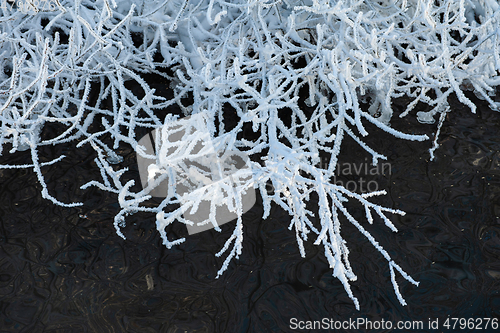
[1,0,500,310]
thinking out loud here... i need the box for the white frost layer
[1,0,499,310]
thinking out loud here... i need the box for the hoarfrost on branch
[0,0,499,309]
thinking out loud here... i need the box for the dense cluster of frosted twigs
[1,0,499,309]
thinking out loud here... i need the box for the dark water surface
[1,94,500,332]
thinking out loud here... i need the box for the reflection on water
[1,95,500,332]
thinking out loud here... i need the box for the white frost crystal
[1,0,499,310]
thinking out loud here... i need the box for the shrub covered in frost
[0,0,499,309]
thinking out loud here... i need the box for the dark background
[1,92,500,332]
